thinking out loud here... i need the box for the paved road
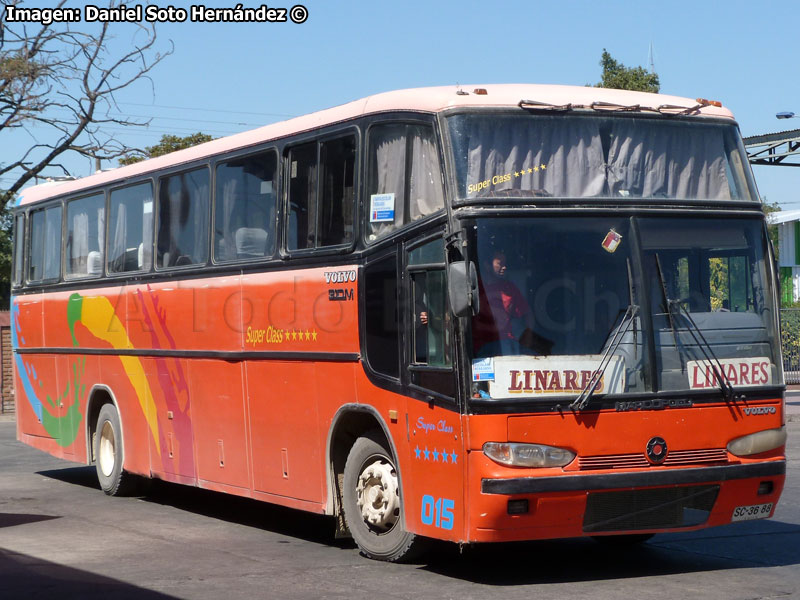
[1,419,799,600]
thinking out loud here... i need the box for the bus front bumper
[470,460,786,543]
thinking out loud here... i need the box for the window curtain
[218,176,239,261]
[369,128,406,240]
[110,202,127,271]
[70,211,89,274]
[409,127,444,220]
[607,121,731,199]
[464,118,605,197]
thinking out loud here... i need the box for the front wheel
[342,432,421,561]
[94,404,137,496]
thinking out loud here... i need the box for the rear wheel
[94,404,136,496]
[342,432,421,561]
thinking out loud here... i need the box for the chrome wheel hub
[356,458,400,532]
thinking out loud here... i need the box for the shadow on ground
[37,466,800,585]
[0,548,179,599]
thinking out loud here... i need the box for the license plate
[731,503,774,522]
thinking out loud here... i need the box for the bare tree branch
[0,0,172,204]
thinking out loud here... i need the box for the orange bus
[11,84,786,561]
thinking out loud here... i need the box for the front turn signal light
[483,442,575,468]
[727,427,787,457]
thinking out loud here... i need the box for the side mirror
[448,261,480,317]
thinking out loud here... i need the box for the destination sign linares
[489,356,626,398]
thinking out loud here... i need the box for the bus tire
[94,404,136,496]
[342,432,420,562]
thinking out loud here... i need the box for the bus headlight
[727,427,787,457]
[483,442,576,468]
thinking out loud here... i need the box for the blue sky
[4,0,800,207]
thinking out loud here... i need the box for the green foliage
[781,309,800,369]
[119,133,215,165]
[762,198,780,261]
[595,49,660,93]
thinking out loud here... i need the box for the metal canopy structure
[744,128,800,167]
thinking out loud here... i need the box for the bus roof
[15,84,735,208]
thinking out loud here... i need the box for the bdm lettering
[328,288,354,302]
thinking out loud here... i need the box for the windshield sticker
[467,163,548,195]
[687,357,772,389]
[489,355,625,398]
[472,357,495,382]
[370,193,395,222]
[602,229,622,253]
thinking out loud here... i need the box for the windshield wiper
[653,254,735,401]
[518,99,574,112]
[571,303,639,411]
[670,301,736,402]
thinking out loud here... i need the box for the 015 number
[421,495,454,530]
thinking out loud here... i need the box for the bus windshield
[467,216,780,400]
[447,113,756,202]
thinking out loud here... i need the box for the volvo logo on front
[646,436,668,464]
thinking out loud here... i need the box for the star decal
[514,171,520,177]
[432,448,440,462]
[423,447,431,461]
[527,167,533,174]
[540,163,546,170]
[311,330,318,341]
[441,451,449,464]
[533,165,539,172]
[414,446,421,459]
[451,451,458,464]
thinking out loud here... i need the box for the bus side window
[318,136,356,247]
[108,182,154,274]
[287,135,356,252]
[157,167,210,268]
[364,253,400,379]
[411,269,451,367]
[12,213,25,287]
[366,123,444,242]
[65,193,105,278]
[29,204,62,282]
[214,150,277,262]
[287,143,317,251]
[408,237,451,367]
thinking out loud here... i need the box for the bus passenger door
[401,234,465,541]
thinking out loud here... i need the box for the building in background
[769,210,800,304]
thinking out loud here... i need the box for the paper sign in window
[370,193,395,223]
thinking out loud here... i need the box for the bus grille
[583,485,719,532]
[578,448,728,470]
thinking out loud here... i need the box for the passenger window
[65,193,105,278]
[367,124,444,242]
[108,182,154,273]
[157,168,210,268]
[287,143,316,251]
[287,134,357,251]
[13,214,24,287]
[28,204,62,282]
[318,136,356,247]
[215,151,277,262]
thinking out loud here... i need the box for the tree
[762,198,780,260]
[595,49,660,93]
[118,132,215,166]
[0,0,171,208]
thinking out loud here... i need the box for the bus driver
[473,250,552,357]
